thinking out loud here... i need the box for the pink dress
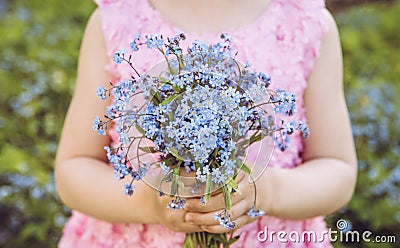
[59,0,332,247]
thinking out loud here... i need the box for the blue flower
[160,162,171,175]
[96,86,107,100]
[220,33,232,43]
[191,183,201,195]
[145,34,164,49]
[124,183,135,196]
[119,132,131,145]
[196,168,207,183]
[220,150,231,162]
[114,164,129,179]
[130,42,139,52]
[92,116,106,135]
[167,196,186,210]
[113,80,137,102]
[274,132,291,151]
[112,49,126,64]
[158,188,165,197]
[97,129,106,136]
[130,163,150,181]
[184,162,196,173]
[214,210,237,230]
[284,121,296,134]
[274,101,296,116]
[211,167,227,184]
[296,122,310,139]
[247,207,265,218]
[104,146,112,158]
[130,34,141,51]
[258,72,271,87]
[273,89,296,108]
[224,159,236,177]
[130,171,142,181]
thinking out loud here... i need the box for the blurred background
[0,0,399,247]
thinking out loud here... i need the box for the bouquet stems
[183,231,240,248]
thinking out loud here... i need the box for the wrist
[255,167,280,217]
[123,181,161,224]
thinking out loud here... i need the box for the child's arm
[184,10,357,232]
[55,9,202,233]
[55,8,156,224]
[265,9,357,219]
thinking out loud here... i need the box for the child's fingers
[186,190,243,213]
[200,215,254,234]
[184,199,250,226]
[179,223,204,233]
[185,193,225,212]
[158,208,203,233]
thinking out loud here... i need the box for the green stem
[249,174,258,207]
[223,184,232,210]
[204,173,212,203]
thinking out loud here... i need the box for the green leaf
[138,146,157,153]
[160,93,180,106]
[159,76,182,93]
[240,163,252,174]
[195,162,202,170]
[168,147,184,160]
[233,158,251,174]
[164,157,178,166]
[150,89,161,105]
[249,131,264,145]
[136,125,145,135]
[159,76,170,83]
[172,84,181,92]
[226,177,238,190]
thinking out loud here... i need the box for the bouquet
[93,33,309,247]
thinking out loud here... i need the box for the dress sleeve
[293,0,330,77]
[92,0,129,80]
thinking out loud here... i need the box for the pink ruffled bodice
[59,0,332,247]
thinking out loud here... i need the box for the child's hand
[183,173,262,233]
[154,192,204,233]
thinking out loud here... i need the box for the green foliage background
[0,0,399,247]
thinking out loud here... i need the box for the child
[55,0,357,247]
